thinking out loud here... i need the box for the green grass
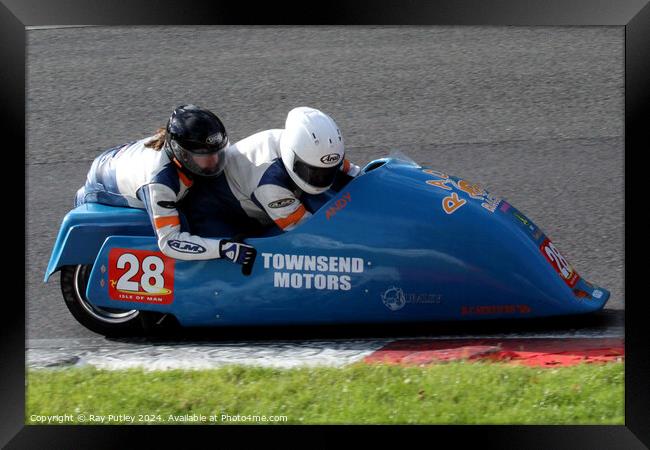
[27,362,624,425]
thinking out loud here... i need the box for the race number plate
[108,248,175,304]
[539,239,580,288]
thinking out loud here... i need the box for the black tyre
[60,264,146,337]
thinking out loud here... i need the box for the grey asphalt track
[26,26,624,340]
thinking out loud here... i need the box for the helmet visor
[171,140,226,177]
[292,153,342,188]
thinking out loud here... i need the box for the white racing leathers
[75,136,224,260]
[222,130,361,231]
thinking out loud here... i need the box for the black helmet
[164,104,229,177]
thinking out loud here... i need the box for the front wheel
[60,264,147,337]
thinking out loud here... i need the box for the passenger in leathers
[74,104,256,268]
[181,107,361,236]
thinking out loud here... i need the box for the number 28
[544,242,572,279]
[115,253,165,293]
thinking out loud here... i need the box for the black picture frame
[4,0,647,447]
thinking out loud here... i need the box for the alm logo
[381,286,406,311]
[268,198,296,209]
[169,240,206,254]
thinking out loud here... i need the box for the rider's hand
[219,239,257,268]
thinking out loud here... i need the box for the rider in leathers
[74,104,256,268]
[181,107,361,235]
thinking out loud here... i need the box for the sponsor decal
[507,206,543,241]
[423,169,501,215]
[268,198,296,209]
[169,240,207,254]
[514,212,530,226]
[320,153,341,165]
[479,193,501,213]
[108,248,175,304]
[442,192,466,214]
[261,252,364,290]
[513,210,538,234]
[325,192,351,220]
[574,285,604,301]
[539,239,580,288]
[206,132,224,146]
[461,304,531,316]
[456,179,487,199]
[426,179,452,190]
[381,286,443,311]
[381,287,406,311]
[422,169,449,179]
[573,289,590,299]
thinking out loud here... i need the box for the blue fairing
[44,203,154,282]
[47,158,610,326]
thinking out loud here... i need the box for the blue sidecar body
[45,157,610,328]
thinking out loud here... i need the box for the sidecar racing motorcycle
[44,156,610,337]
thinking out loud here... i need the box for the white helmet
[280,107,344,195]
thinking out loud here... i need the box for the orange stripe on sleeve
[154,215,180,229]
[274,205,306,230]
[177,169,194,187]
